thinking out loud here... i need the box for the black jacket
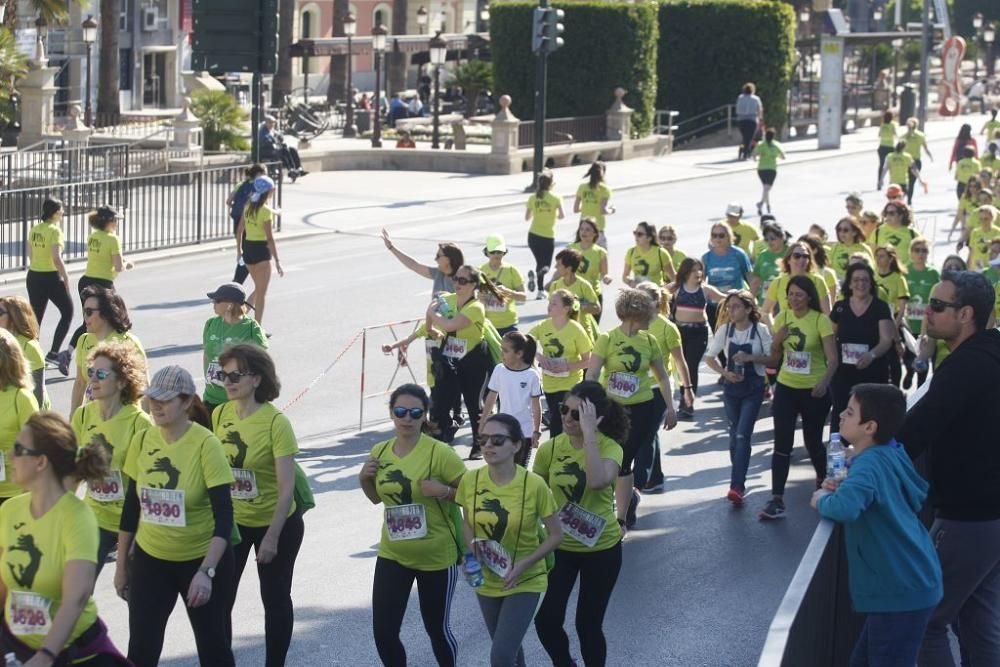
[899,328,1000,521]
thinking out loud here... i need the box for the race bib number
[784,351,812,375]
[230,468,259,500]
[475,539,512,578]
[906,302,927,321]
[89,470,124,502]
[559,502,607,548]
[442,338,468,360]
[206,360,223,386]
[140,487,186,527]
[841,343,869,366]
[607,371,640,399]
[483,294,506,312]
[543,357,570,378]
[9,592,51,636]
[385,503,427,541]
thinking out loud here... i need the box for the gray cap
[207,282,249,305]
[145,365,196,401]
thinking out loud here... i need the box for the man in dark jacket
[897,271,1000,666]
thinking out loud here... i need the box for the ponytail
[74,441,112,486]
[184,394,212,429]
[503,331,538,366]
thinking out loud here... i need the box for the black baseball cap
[207,282,251,306]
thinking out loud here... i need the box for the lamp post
[973,12,983,80]
[479,3,490,32]
[985,24,996,78]
[81,15,97,127]
[343,12,357,137]
[872,6,882,31]
[417,6,428,35]
[891,37,903,107]
[371,22,387,148]
[34,15,47,41]
[429,31,446,149]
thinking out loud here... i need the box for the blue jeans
[721,379,765,492]
[851,605,936,666]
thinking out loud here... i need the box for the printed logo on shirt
[613,343,642,373]
[6,533,43,588]
[579,255,591,275]
[379,465,414,505]
[543,337,565,359]
[475,489,510,543]
[635,258,650,276]
[555,455,587,504]
[786,325,807,352]
[144,451,181,489]
[221,427,249,468]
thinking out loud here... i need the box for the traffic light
[531,7,565,54]
[532,7,547,53]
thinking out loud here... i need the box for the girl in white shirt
[481,332,544,455]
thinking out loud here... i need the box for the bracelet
[39,647,57,661]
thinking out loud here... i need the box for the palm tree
[272,0,295,107]
[96,0,119,118]
[4,0,69,29]
[0,27,28,123]
[449,60,492,118]
[191,90,249,151]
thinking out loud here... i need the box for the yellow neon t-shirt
[84,229,122,281]
[829,243,874,278]
[875,271,910,315]
[729,221,760,256]
[593,328,662,405]
[568,243,608,294]
[766,273,829,313]
[575,183,612,230]
[529,318,593,394]
[13,334,48,410]
[867,224,918,259]
[478,263,524,331]
[903,130,926,160]
[0,386,38,498]
[75,331,146,381]
[243,205,273,242]
[886,151,914,186]
[969,226,1000,271]
[648,314,682,376]
[878,121,898,147]
[527,192,562,239]
[27,223,63,273]
[625,245,675,285]
[773,309,835,389]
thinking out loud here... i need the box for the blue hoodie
[817,439,943,613]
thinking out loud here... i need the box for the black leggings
[544,390,567,438]
[127,545,235,667]
[231,512,305,667]
[907,158,923,204]
[430,344,491,441]
[527,233,555,290]
[26,270,73,354]
[679,323,709,396]
[535,542,622,667]
[372,557,458,667]
[621,398,658,484]
[69,275,114,351]
[738,119,758,158]
[233,218,249,284]
[770,382,831,496]
[877,145,893,185]
[95,527,118,578]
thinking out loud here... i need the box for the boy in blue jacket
[811,383,942,666]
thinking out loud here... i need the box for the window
[119,48,133,91]
[302,11,311,39]
[119,0,130,31]
[373,4,392,32]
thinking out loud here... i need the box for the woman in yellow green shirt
[236,176,284,326]
[212,344,303,667]
[752,129,786,215]
[548,248,601,338]
[830,217,875,279]
[876,110,898,190]
[525,169,565,299]
[573,162,613,246]
[569,218,611,319]
[874,245,911,387]
[657,225,687,271]
[963,204,1000,271]
[25,197,73,368]
[3,412,127,663]
[762,242,832,324]
[0,329,39,504]
[459,413,560,667]
[903,117,933,204]
[479,234,527,336]
[359,384,466,667]
[0,296,48,408]
[623,222,675,287]
[533,381,626,667]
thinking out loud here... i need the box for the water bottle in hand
[463,552,484,588]
[827,433,847,482]
[5,652,22,667]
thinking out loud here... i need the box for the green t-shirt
[593,328,662,405]
[955,157,982,184]
[212,402,299,528]
[903,129,926,160]
[456,466,557,597]
[371,434,467,571]
[752,246,787,301]
[625,245,675,285]
[202,316,269,406]
[0,386,38,498]
[72,402,153,533]
[529,318,593,394]
[527,191,562,239]
[479,263,524,330]
[532,433,623,553]
[575,183,612,231]
[123,423,235,562]
[28,222,63,272]
[754,141,783,170]
[903,265,940,331]
[829,242,874,279]
[546,277,600,340]
[568,243,608,294]
[885,151,914,186]
[878,121,898,147]
[0,493,98,650]
[773,309,835,389]
[648,314,682,376]
[84,229,122,281]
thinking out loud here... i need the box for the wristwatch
[199,566,216,579]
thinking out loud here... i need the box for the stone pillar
[606,87,634,141]
[491,95,520,155]
[172,97,203,151]
[17,37,59,147]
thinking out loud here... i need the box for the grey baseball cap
[145,365,196,401]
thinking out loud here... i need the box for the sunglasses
[633,231,647,237]
[883,210,900,216]
[213,369,251,384]
[660,236,676,242]
[487,250,505,256]
[791,253,810,260]
[928,298,963,313]
[836,227,852,233]
[453,276,477,286]
[392,406,425,420]
[559,403,580,421]
[478,434,512,448]
[83,307,100,317]
[13,442,42,458]
[86,368,112,380]
[711,233,728,239]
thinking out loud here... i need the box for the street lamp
[81,15,97,127]
[986,24,996,78]
[34,15,47,41]
[479,3,490,32]
[429,31,447,149]
[342,12,357,138]
[973,13,984,79]
[371,22,387,149]
[891,37,903,106]
[417,6,428,35]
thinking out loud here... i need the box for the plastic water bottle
[913,357,929,373]
[5,652,21,667]
[827,433,847,482]
[463,552,484,588]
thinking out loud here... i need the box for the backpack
[230,180,255,221]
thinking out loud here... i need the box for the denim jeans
[851,605,936,667]
[722,378,765,492]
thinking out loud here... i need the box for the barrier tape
[281,329,364,412]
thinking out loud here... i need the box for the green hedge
[657,0,796,132]
[490,1,659,136]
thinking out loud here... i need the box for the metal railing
[1,142,132,190]
[0,162,283,274]
[517,115,606,148]
[662,104,734,145]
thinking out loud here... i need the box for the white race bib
[784,351,812,375]
[906,302,927,321]
[559,502,607,548]
[230,468,259,500]
[442,338,468,360]
[140,487,186,527]
[483,295,506,313]
[607,371,640,399]
[0,452,6,482]
[841,343,869,366]
[385,503,428,541]
[89,470,124,502]
[542,357,570,378]
[206,360,223,386]
[9,592,51,636]
[475,539,512,578]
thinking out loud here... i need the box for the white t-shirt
[704,321,773,377]
[486,364,543,437]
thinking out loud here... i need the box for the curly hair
[218,343,281,403]
[81,286,132,333]
[722,289,761,323]
[89,341,148,405]
[634,281,670,316]
[881,201,913,227]
[0,295,39,341]
[615,287,657,324]
[567,381,630,444]
[0,329,31,391]
[798,234,830,269]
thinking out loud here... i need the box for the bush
[657,0,796,132]
[490,1,659,136]
[190,90,250,152]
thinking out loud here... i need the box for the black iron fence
[517,115,607,148]
[1,143,132,190]
[0,163,282,274]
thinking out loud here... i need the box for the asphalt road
[0,127,967,665]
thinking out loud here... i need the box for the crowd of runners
[0,101,997,666]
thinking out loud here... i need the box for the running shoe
[56,349,72,377]
[756,202,763,216]
[677,407,694,421]
[625,490,640,529]
[45,352,59,367]
[758,497,785,520]
[727,487,745,507]
[644,480,665,493]
[526,270,536,293]
[467,446,482,461]
[536,290,546,300]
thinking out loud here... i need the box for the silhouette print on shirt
[555,455,587,504]
[380,466,413,505]
[221,429,249,468]
[475,489,509,543]
[144,449,181,489]
[7,533,43,588]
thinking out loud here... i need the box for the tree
[272,0,295,107]
[4,0,69,29]
[0,27,28,123]
[190,90,250,151]
[449,60,492,118]
[326,0,349,104]
[96,0,119,118]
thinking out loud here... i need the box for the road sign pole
[251,71,262,163]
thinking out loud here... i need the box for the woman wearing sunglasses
[202,282,268,415]
[0,330,39,505]
[533,381,628,667]
[570,218,612,321]
[71,341,151,578]
[657,225,686,274]
[829,217,874,280]
[457,413,561,667]
[359,384,466,667]
[381,229,465,297]
[116,365,236,666]
[0,295,49,409]
[71,287,146,413]
[586,288,677,530]
[212,344,303,667]
[798,234,839,307]
[1,412,129,664]
[702,222,753,324]
[479,234,526,337]
[623,222,675,287]
[761,242,831,325]
[749,221,789,304]
[868,201,918,259]
[902,238,939,389]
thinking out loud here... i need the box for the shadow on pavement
[132,298,208,311]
